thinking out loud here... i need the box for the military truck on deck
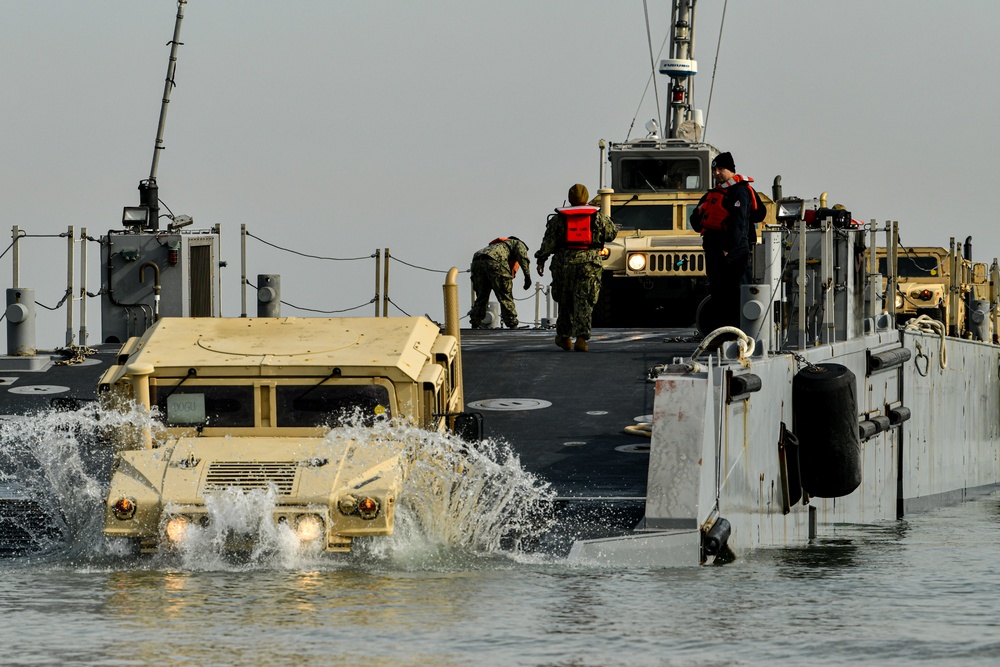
[588,0,775,327]
[99,312,477,555]
[592,139,774,327]
[877,243,991,337]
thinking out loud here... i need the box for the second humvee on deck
[98,309,479,555]
[592,139,774,327]
[877,243,991,336]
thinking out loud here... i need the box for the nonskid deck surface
[0,345,119,416]
[461,327,701,547]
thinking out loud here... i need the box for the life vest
[695,176,759,233]
[485,237,520,276]
[696,191,729,232]
[557,205,600,249]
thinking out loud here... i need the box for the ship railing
[741,220,1000,357]
[5,225,97,353]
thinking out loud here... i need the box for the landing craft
[3,1,1000,565]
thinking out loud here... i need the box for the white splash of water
[0,402,161,560]
[328,418,557,555]
[163,487,324,571]
[2,407,556,568]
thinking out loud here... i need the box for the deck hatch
[204,461,298,495]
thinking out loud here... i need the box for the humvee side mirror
[452,412,484,442]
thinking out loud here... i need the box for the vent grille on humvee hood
[204,462,298,495]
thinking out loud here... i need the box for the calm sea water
[1,411,998,666]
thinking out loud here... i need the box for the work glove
[523,274,532,290]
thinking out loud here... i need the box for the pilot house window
[619,157,702,192]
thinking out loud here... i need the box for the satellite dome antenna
[132,0,187,232]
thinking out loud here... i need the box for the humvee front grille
[641,252,705,275]
[204,461,298,495]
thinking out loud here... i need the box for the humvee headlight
[338,494,358,515]
[627,254,647,271]
[111,497,137,520]
[357,497,380,520]
[599,247,610,260]
[895,294,904,309]
[165,516,191,544]
[294,515,324,543]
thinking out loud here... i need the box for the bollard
[6,288,37,357]
[257,274,281,317]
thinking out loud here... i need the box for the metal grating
[204,461,298,495]
[644,252,705,275]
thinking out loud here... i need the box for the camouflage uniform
[469,237,531,329]
[535,209,616,340]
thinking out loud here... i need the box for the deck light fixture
[122,206,149,228]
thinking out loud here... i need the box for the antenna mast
[660,0,697,139]
[140,0,187,231]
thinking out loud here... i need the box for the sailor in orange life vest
[469,236,531,329]
[535,184,617,352]
[689,151,756,331]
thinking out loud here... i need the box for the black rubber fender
[793,363,862,498]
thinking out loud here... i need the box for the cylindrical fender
[793,363,862,498]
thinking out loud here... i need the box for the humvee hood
[158,436,405,506]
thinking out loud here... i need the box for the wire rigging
[643,0,663,134]
[703,0,728,140]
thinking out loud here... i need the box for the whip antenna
[141,0,187,231]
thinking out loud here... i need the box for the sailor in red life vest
[535,183,617,352]
[689,151,754,331]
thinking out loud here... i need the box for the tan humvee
[99,312,474,555]
[593,140,774,327]
[877,246,990,335]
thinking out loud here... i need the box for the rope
[903,314,947,369]
[54,345,97,366]
[688,325,755,368]
[278,298,375,315]
[35,289,73,311]
[245,231,374,261]
[703,0,729,141]
[391,255,468,274]
[625,11,670,141]
[642,0,663,133]
[624,423,652,438]
[0,232,25,261]
[386,298,411,317]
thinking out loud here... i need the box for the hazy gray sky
[3,1,999,348]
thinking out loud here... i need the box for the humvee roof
[121,317,445,380]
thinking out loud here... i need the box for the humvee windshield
[157,386,255,428]
[879,255,942,279]
[618,157,702,191]
[275,384,391,427]
[612,204,675,231]
[154,383,391,428]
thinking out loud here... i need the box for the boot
[554,335,572,350]
[574,337,589,352]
